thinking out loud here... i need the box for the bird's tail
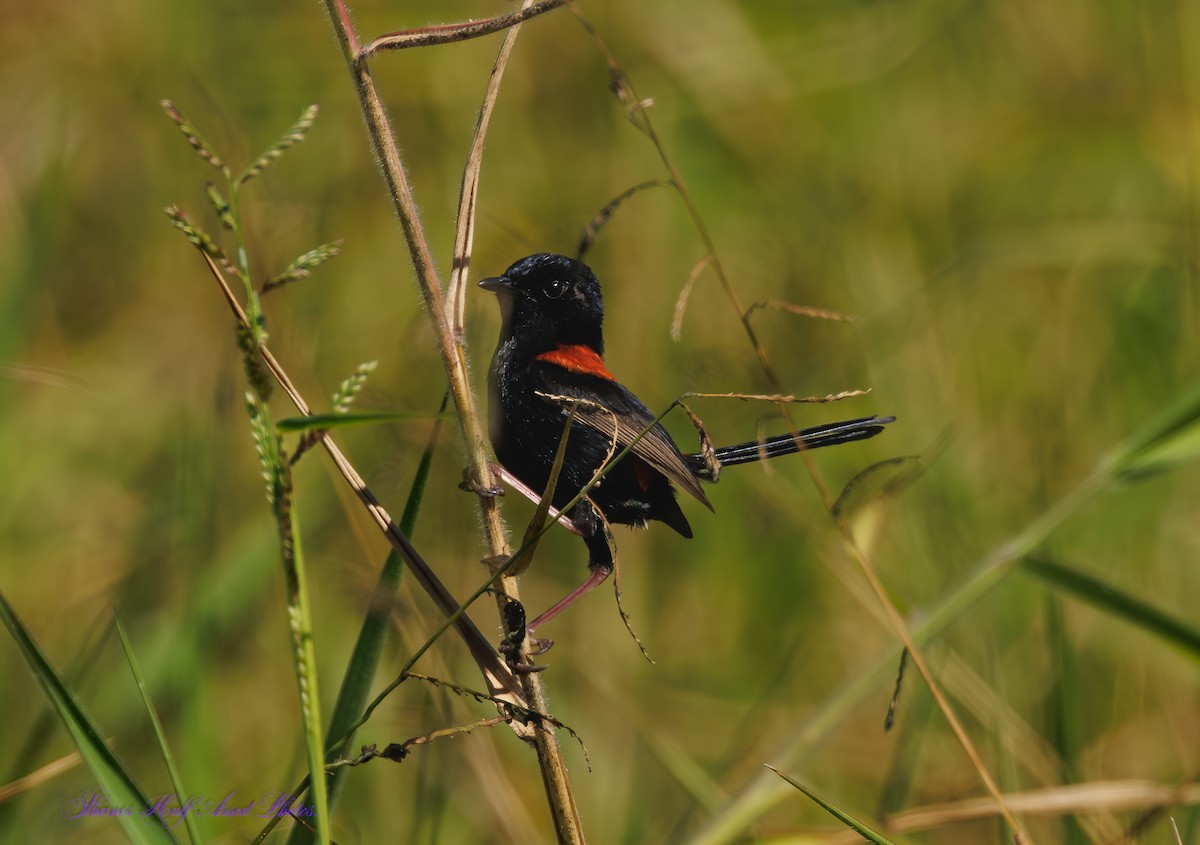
[685,415,895,480]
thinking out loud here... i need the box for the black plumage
[481,253,893,630]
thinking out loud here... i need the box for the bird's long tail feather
[685,415,895,480]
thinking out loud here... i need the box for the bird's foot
[459,468,504,498]
[497,597,554,671]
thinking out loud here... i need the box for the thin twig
[819,780,1200,845]
[744,299,854,323]
[440,2,586,839]
[322,0,520,686]
[576,179,674,260]
[679,390,871,404]
[320,3,584,842]
[361,0,567,58]
[671,253,715,340]
[447,4,526,339]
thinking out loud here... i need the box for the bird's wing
[533,367,712,510]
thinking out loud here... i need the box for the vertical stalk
[317,4,584,842]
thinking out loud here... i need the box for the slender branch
[671,253,715,340]
[576,179,674,260]
[447,4,527,341]
[680,390,871,404]
[320,2,584,842]
[322,0,506,650]
[743,299,854,323]
[819,780,1200,844]
[360,0,567,58]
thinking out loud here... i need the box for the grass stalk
[315,2,585,839]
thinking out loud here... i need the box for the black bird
[481,253,892,630]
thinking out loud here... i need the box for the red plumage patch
[632,459,653,493]
[535,343,614,380]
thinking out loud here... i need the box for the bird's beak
[478,275,511,292]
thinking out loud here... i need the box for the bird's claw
[500,634,550,673]
[527,636,554,655]
[459,468,504,498]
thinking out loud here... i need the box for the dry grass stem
[745,299,855,323]
[447,3,530,340]
[200,252,524,702]
[361,0,567,58]
[681,389,872,404]
[671,253,716,340]
[576,179,674,259]
[0,750,88,802]
[320,1,584,840]
[821,780,1200,844]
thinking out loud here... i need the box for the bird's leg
[527,513,614,635]
[487,462,585,537]
[526,564,613,635]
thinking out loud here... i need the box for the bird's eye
[543,279,567,300]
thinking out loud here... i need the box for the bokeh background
[1,1,1197,843]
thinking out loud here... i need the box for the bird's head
[479,253,605,354]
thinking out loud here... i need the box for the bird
[480,252,893,632]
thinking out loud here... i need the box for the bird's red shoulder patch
[535,344,615,380]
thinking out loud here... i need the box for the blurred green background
[1,1,1197,843]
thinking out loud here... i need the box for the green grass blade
[765,766,898,845]
[114,613,203,845]
[283,395,445,845]
[1022,556,1200,658]
[1044,596,1087,845]
[1101,377,1200,479]
[276,410,450,433]
[0,592,178,845]
[395,401,445,539]
[832,455,930,518]
[686,393,1190,840]
[283,501,330,845]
